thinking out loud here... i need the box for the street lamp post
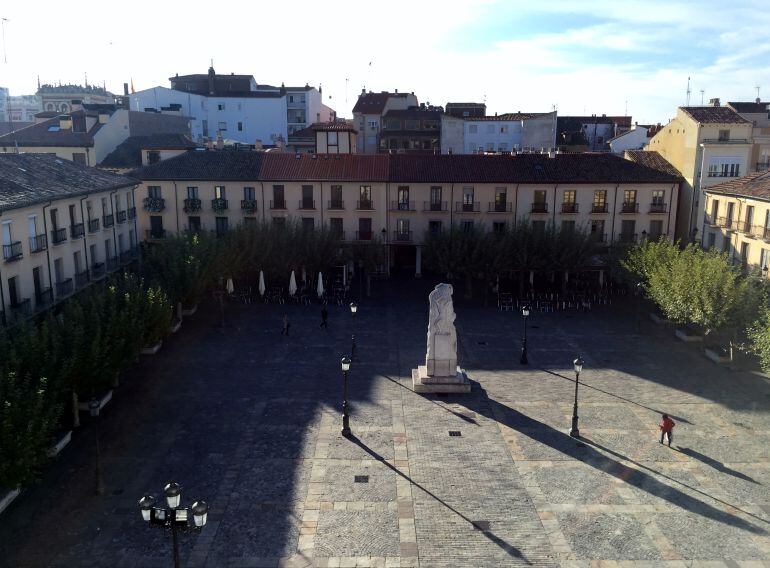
[341,356,352,437]
[88,398,105,496]
[569,356,584,438]
[520,304,530,365]
[635,282,642,333]
[350,302,358,361]
[138,482,209,568]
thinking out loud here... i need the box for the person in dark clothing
[281,314,290,336]
[320,306,328,329]
[659,413,675,446]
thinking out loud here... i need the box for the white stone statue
[412,283,469,393]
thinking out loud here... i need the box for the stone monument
[412,283,470,393]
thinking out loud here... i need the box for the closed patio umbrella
[317,272,324,299]
[226,278,235,294]
[289,270,297,297]
[258,270,266,297]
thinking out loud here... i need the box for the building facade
[0,154,138,324]
[557,115,632,152]
[702,171,770,270]
[647,104,754,241]
[352,91,419,153]
[727,100,770,172]
[445,102,486,118]
[131,151,680,276]
[463,112,557,154]
[38,83,115,113]
[608,124,661,154]
[380,106,442,153]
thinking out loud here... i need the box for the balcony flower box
[77,389,113,413]
[143,197,165,212]
[47,430,73,457]
[141,341,162,355]
[0,488,21,516]
[181,303,198,317]
[675,327,703,342]
[704,345,731,364]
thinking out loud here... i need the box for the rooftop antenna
[1,18,9,64]
[756,85,761,101]
[345,77,349,107]
[624,99,628,116]
[700,89,705,105]
[686,76,691,106]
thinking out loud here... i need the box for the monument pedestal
[412,365,470,394]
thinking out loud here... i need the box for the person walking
[320,305,328,330]
[659,413,675,447]
[281,313,290,336]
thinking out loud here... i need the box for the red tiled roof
[704,171,770,201]
[680,106,750,124]
[352,92,411,114]
[624,150,682,178]
[310,121,357,133]
[260,153,389,181]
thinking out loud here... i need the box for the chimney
[208,65,216,96]
[548,149,556,158]
[254,139,263,150]
[709,97,720,107]
[123,82,129,96]
[275,135,285,151]
[757,97,761,104]
[395,89,398,94]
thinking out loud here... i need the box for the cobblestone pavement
[1,276,769,567]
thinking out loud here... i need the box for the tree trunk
[72,391,80,429]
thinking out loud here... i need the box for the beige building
[0,154,138,324]
[352,91,418,154]
[132,151,680,276]
[287,122,357,154]
[647,103,754,241]
[727,100,770,172]
[702,171,770,270]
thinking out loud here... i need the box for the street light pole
[520,305,530,365]
[569,356,584,438]
[341,356,352,437]
[88,398,105,496]
[350,302,358,361]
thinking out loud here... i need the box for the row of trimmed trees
[0,273,171,489]
[622,238,770,368]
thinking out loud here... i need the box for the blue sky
[1,0,769,124]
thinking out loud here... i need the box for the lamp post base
[569,415,580,438]
[520,346,528,365]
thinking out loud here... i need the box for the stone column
[415,246,422,278]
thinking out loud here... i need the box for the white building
[608,124,661,154]
[463,112,557,154]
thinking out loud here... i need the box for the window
[563,190,576,205]
[218,121,227,131]
[500,125,508,134]
[591,219,605,241]
[215,186,226,199]
[72,153,86,165]
[532,220,546,234]
[330,185,343,208]
[429,220,442,235]
[707,232,716,249]
[368,121,378,129]
[461,220,474,233]
[746,205,754,226]
[649,220,663,238]
[147,150,160,164]
[722,233,730,253]
[561,220,575,233]
[215,217,228,236]
[624,190,637,204]
[301,185,314,208]
[741,242,749,265]
[237,122,243,132]
[289,95,294,103]
[711,199,719,221]
[302,217,315,231]
[430,186,442,207]
[329,218,343,237]
[726,202,735,223]
[273,185,285,208]
[593,190,607,211]
[148,186,161,198]
[188,217,201,233]
[217,103,225,111]
[273,217,286,228]
[187,186,199,199]
[358,218,372,240]
[761,248,769,270]
[463,187,474,205]
[718,129,730,142]
[621,219,636,241]
[468,124,478,134]
[360,185,372,208]
[149,216,163,239]
[328,131,338,146]
[244,187,256,200]
[652,190,664,205]
[493,221,506,234]
[398,186,410,210]
[397,219,410,237]
[533,190,547,205]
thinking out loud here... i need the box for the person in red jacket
[659,414,675,447]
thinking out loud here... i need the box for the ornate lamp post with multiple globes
[520,304,530,365]
[341,356,352,437]
[138,482,209,568]
[569,356,584,438]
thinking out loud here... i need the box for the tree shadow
[345,433,529,564]
[677,447,759,484]
[539,368,692,424]
[456,385,768,535]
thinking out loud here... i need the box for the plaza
[0,277,769,567]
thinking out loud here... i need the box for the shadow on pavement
[677,447,759,484]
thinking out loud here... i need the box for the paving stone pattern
[0,277,769,567]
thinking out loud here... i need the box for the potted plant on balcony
[211,197,228,213]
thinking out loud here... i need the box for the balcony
[128,207,137,220]
[241,199,258,214]
[393,230,413,242]
[70,223,85,239]
[717,216,735,230]
[701,138,751,144]
[56,278,73,297]
[29,234,47,253]
[620,202,639,214]
[75,269,90,289]
[328,200,345,210]
[561,203,579,214]
[182,198,201,214]
[298,199,316,210]
[757,162,770,172]
[146,229,166,241]
[36,288,53,309]
[211,198,228,212]
[391,201,416,211]
[357,200,374,210]
[107,256,119,271]
[270,199,286,210]
[51,227,67,244]
[103,214,114,228]
[88,218,100,233]
[591,204,608,213]
[488,202,512,213]
[143,197,165,212]
[3,241,23,262]
[649,202,668,214]
[116,210,127,224]
[423,201,448,212]
[355,230,373,241]
[9,298,31,319]
[619,233,638,244]
[455,202,480,213]
[531,203,548,214]
[90,263,106,280]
